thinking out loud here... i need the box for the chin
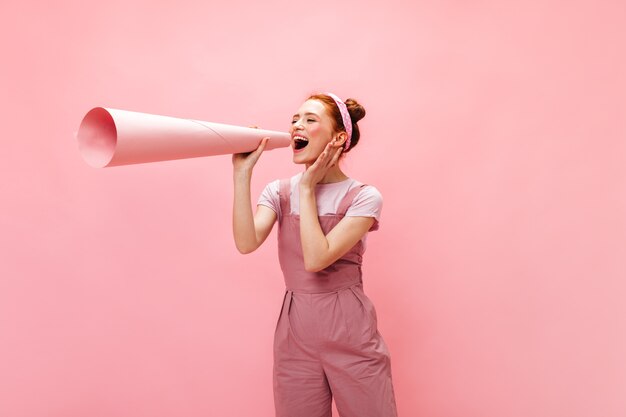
[292,152,311,165]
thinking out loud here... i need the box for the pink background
[1,1,625,416]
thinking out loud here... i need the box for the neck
[304,164,349,184]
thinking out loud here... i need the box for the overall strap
[337,184,368,216]
[278,178,292,215]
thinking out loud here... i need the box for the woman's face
[290,99,340,165]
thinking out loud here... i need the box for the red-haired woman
[232,93,398,417]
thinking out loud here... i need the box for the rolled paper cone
[76,107,292,168]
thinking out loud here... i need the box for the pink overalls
[273,178,398,417]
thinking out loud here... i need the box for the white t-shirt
[257,172,383,232]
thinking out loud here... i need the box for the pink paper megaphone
[76,107,292,168]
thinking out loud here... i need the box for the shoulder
[261,179,280,194]
[351,182,383,206]
[344,181,383,231]
[344,181,383,216]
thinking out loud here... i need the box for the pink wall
[1,1,625,416]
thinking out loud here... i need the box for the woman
[232,93,398,417]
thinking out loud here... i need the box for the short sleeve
[345,185,383,231]
[257,179,281,218]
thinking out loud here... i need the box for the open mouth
[293,135,309,150]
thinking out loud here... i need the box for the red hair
[307,94,366,153]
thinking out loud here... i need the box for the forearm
[299,185,330,271]
[232,169,258,253]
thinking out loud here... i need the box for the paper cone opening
[77,107,117,168]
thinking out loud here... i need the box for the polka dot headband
[325,92,352,150]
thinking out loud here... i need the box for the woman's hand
[300,139,343,188]
[232,131,269,174]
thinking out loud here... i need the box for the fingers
[329,145,343,167]
[257,137,269,153]
[307,139,343,175]
[319,140,342,168]
[232,137,269,167]
[321,141,332,158]
[314,145,329,167]
[310,151,324,169]
[248,137,269,161]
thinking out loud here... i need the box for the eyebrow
[292,112,320,118]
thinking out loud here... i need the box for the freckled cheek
[308,124,321,135]
[307,125,325,146]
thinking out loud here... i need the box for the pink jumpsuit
[273,178,398,417]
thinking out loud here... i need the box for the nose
[292,119,304,131]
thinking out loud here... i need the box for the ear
[333,131,348,148]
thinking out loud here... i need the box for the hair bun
[345,98,366,123]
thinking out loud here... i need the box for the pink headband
[325,92,352,150]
